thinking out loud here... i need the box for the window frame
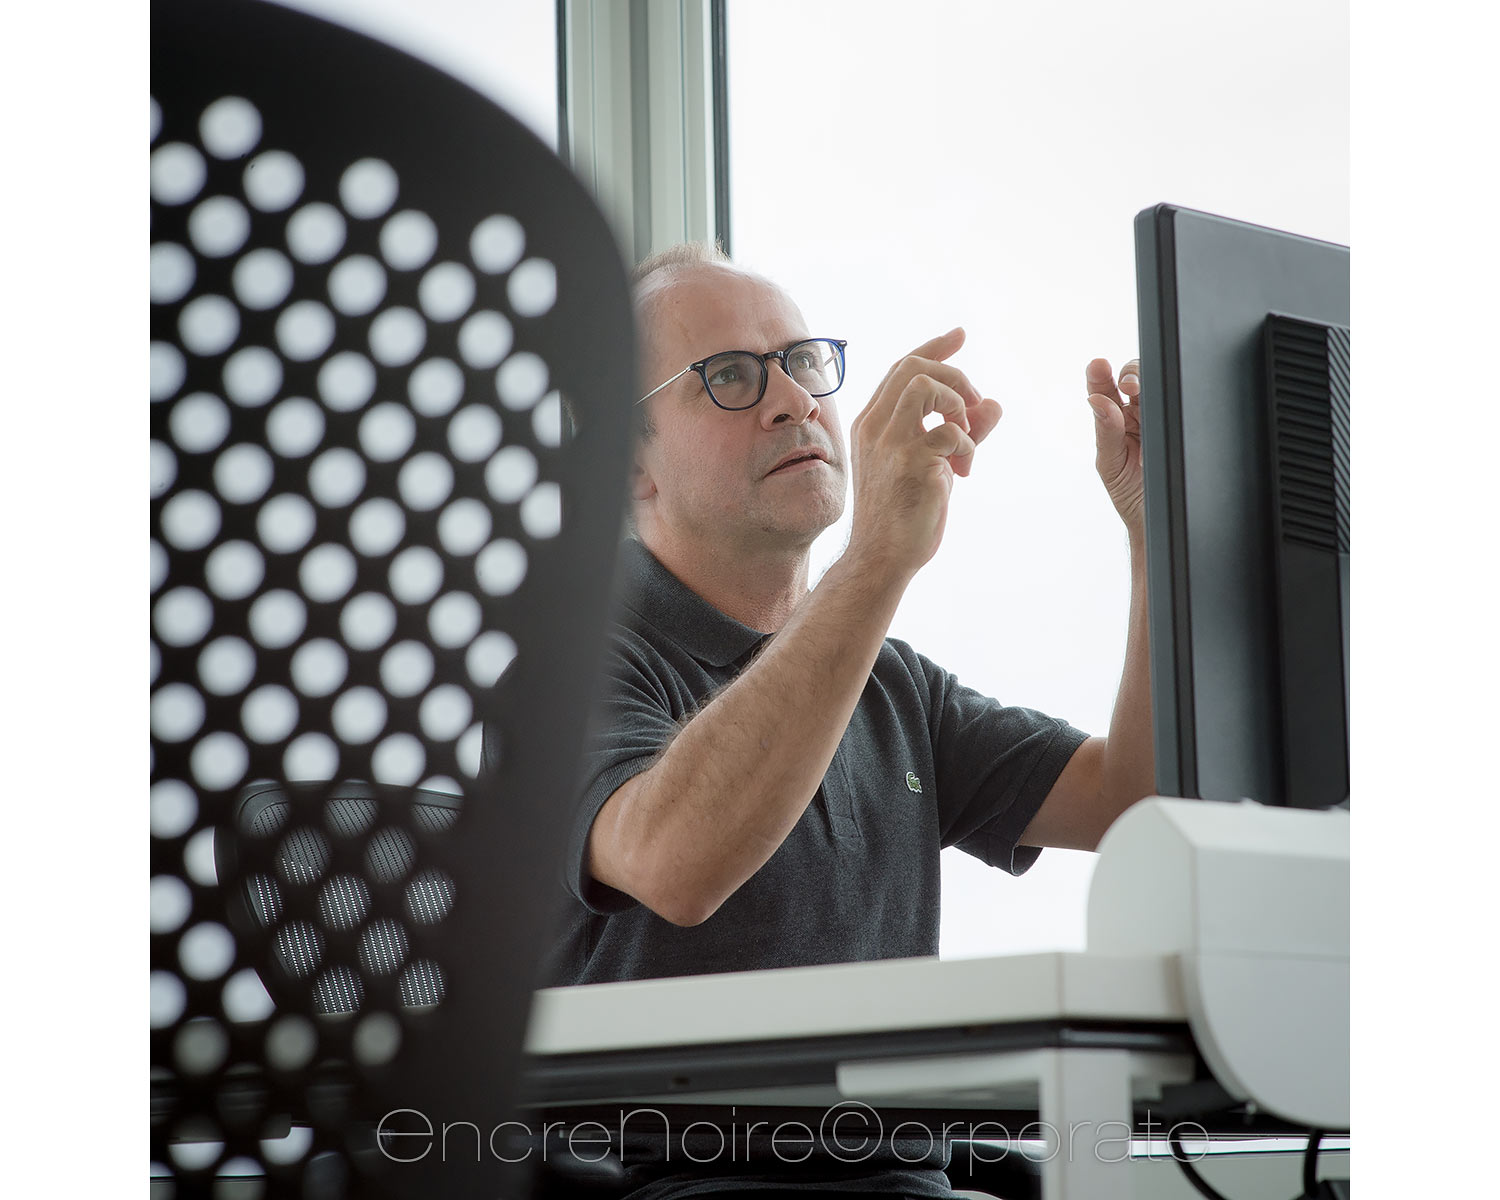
[557,0,731,264]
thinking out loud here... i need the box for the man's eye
[707,365,743,387]
[789,351,817,372]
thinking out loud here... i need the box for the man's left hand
[1085,357,1144,531]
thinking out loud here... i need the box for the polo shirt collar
[617,539,768,668]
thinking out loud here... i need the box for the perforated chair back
[149,1,634,1194]
[216,783,463,1015]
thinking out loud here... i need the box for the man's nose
[759,359,820,428]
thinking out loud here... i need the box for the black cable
[708,0,731,256]
[1169,1127,1234,1200]
[553,0,569,163]
[1301,1129,1326,1197]
[1168,1121,1335,1200]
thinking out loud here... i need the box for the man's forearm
[590,553,910,925]
[1100,528,1155,820]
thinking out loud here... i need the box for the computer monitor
[1135,204,1349,810]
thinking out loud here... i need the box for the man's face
[634,267,847,556]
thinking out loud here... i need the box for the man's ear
[630,453,657,502]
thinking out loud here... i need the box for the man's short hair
[632,239,733,290]
[630,240,734,441]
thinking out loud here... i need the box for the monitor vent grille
[1268,318,1350,553]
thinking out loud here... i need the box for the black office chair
[149,1,634,1195]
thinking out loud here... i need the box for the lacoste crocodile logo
[906,772,922,794]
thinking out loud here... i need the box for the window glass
[278,0,558,147]
[728,0,1348,958]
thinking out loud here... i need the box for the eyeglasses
[636,338,848,412]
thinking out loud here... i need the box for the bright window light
[728,0,1348,959]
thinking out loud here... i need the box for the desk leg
[836,1046,1189,1199]
[1033,1049,1133,1200]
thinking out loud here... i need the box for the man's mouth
[766,449,829,476]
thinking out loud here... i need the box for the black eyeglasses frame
[636,338,848,412]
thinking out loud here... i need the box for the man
[544,242,1152,1195]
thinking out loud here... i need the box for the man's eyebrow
[685,333,817,362]
[734,336,817,356]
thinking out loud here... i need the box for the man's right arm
[587,332,999,926]
[589,554,905,925]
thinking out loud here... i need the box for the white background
[726,0,1348,957]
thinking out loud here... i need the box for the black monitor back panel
[1135,204,1349,808]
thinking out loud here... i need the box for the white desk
[523,951,1204,1199]
[520,802,1350,1199]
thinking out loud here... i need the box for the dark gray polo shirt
[547,540,1090,988]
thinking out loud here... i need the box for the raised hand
[1085,357,1144,531]
[846,327,1002,578]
